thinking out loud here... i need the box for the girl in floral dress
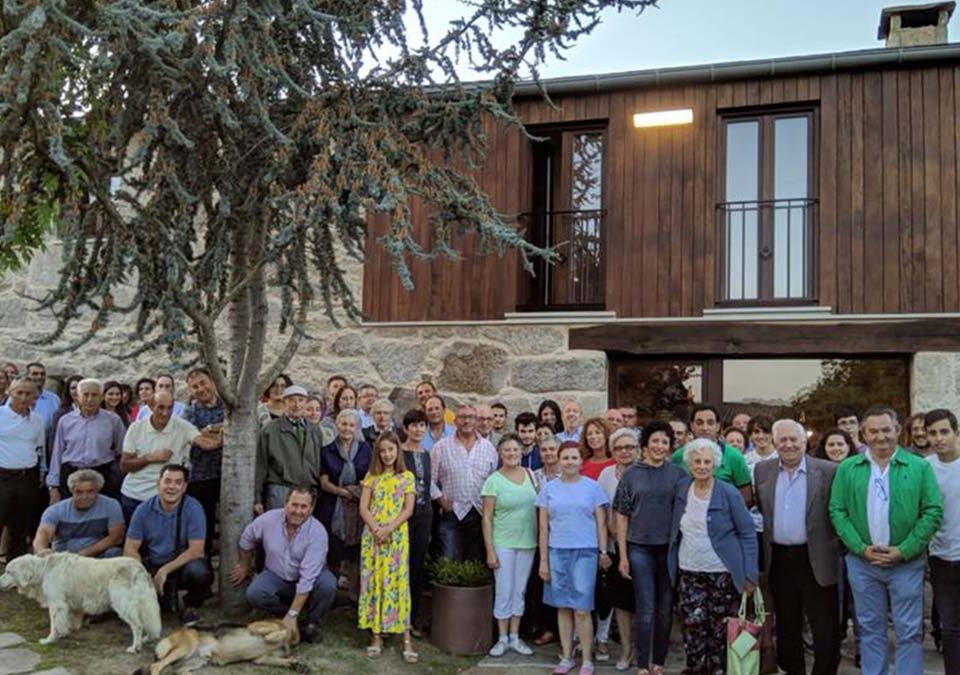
[358,431,417,661]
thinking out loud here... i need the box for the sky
[421,0,958,80]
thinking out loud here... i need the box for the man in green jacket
[828,406,942,675]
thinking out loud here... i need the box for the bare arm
[359,483,376,529]
[77,523,124,558]
[120,449,172,473]
[123,537,142,562]
[32,524,55,554]
[538,507,550,581]
[482,495,497,568]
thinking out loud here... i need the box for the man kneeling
[230,486,336,644]
[124,464,213,626]
[34,468,124,558]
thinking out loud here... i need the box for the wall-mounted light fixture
[632,109,694,128]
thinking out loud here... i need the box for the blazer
[668,476,759,593]
[755,455,840,587]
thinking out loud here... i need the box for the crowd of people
[0,359,958,675]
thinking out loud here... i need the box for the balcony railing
[517,209,605,311]
[717,198,818,303]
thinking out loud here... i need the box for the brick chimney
[878,2,955,46]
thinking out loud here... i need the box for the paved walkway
[0,632,71,675]
[466,635,947,675]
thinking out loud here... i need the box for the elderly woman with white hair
[319,408,373,596]
[669,438,758,675]
[362,398,402,444]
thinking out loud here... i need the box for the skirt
[544,547,598,611]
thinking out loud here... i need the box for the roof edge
[510,43,960,98]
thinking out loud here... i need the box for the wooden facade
[363,51,960,323]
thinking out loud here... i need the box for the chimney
[878,2,955,46]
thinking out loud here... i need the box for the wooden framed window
[717,109,818,304]
[519,122,607,311]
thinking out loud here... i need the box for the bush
[430,557,492,588]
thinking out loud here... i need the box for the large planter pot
[430,581,494,655]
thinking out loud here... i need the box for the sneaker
[489,638,509,657]
[579,660,595,675]
[553,658,577,675]
[180,608,199,627]
[595,641,610,661]
[510,637,533,655]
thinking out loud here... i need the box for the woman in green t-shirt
[482,434,539,657]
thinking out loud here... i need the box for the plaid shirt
[430,433,497,520]
[183,398,225,482]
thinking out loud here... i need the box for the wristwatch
[286,609,299,618]
[599,550,610,557]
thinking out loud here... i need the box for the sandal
[650,665,664,675]
[366,635,382,658]
[403,637,419,663]
[534,631,557,646]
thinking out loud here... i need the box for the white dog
[0,552,161,652]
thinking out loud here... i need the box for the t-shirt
[481,470,538,549]
[128,495,206,565]
[121,416,199,501]
[671,441,752,488]
[581,457,616,481]
[927,453,960,561]
[596,464,626,552]
[678,484,726,572]
[40,495,123,553]
[612,462,687,546]
[535,476,609,549]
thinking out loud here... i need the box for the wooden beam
[569,319,960,355]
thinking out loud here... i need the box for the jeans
[186,478,220,559]
[628,543,672,668]
[845,554,924,675]
[120,494,143,526]
[0,469,40,561]
[245,567,337,626]
[436,508,484,561]
[144,558,213,609]
[930,556,960,675]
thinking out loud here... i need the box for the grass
[0,585,479,674]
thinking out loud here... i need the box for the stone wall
[911,352,960,415]
[0,241,610,416]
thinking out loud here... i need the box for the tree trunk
[218,389,259,612]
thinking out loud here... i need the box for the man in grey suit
[756,418,841,675]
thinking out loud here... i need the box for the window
[718,110,817,303]
[519,124,606,310]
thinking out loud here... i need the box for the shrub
[430,557,492,588]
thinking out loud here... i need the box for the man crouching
[34,468,124,558]
[229,486,336,644]
[125,464,213,626]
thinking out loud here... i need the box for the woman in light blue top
[537,443,610,675]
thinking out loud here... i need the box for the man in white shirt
[431,403,497,561]
[120,391,213,524]
[925,408,960,675]
[0,378,45,560]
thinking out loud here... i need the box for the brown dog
[133,619,303,674]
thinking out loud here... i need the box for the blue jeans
[436,508,483,561]
[845,554,924,675]
[628,543,672,668]
[245,568,337,626]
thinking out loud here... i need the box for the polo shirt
[121,416,199,501]
[671,441,753,487]
[40,495,123,553]
[127,494,206,565]
[0,405,45,470]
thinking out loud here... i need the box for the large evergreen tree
[0,0,654,608]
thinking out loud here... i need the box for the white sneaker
[510,637,534,655]
[489,638,509,657]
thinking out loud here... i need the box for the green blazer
[828,447,942,561]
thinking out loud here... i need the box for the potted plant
[429,557,494,655]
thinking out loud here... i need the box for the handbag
[758,580,777,674]
[726,588,766,675]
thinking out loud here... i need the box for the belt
[0,465,39,478]
[773,543,808,552]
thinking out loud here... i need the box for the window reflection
[615,361,702,419]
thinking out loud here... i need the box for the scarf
[331,435,360,544]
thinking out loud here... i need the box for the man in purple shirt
[47,378,126,501]
[229,487,336,644]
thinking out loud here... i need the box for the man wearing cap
[255,385,325,513]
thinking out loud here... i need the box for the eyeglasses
[873,478,888,502]
[613,444,638,452]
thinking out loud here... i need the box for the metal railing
[717,198,817,302]
[517,209,605,309]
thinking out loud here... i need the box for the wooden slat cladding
[363,62,960,322]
